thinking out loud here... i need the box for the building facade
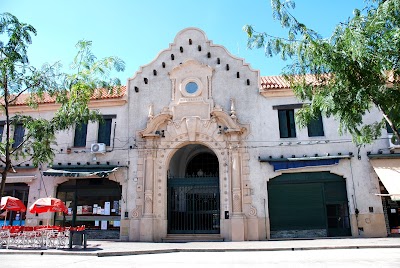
[2,27,398,241]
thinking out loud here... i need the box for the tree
[244,0,400,146]
[0,13,125,198]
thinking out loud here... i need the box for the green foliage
[0,13,125,196]
[244,0,400,145]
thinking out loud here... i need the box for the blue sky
[2,0,366,81]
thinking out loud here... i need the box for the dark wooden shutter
[279,109,296,138]
[287,109,296,137]
[98,118,112,146]
[0,124,4,142]
[278,110,289,138]
[74,123,88,147]
[308,113,324,137]
[12,124,25,148]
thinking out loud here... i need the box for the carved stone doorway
[167,145,220,234]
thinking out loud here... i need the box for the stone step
[162,234,224,243]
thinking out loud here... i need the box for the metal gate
[167,177,220,234]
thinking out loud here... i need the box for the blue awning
[43,166,119,178]
[269,159,339,171]
[259,155,351,171]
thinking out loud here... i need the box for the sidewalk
[1,237,400,257]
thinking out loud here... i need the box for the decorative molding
[248,205,257,217]
[260,88,295,98]
[7,98,127,114]
[140,110,172,138]
[211,109,248,136]
[144,195,153,214]
[131,206,142,218]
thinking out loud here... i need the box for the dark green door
[268,183,326,231]
[168,177,220,234]
[268,172,351,238]
[326,203,351,236]
[324,181,351,236]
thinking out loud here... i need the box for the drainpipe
[264,198,267,239]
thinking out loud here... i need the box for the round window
[185,82,198,94]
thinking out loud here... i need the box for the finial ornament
[230,98,237,120]
[148,104,154,120]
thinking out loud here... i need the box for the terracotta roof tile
[260,74,328,91]
[6,86,126,106]
[260,75,290,90]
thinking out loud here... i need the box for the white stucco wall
[1,27,391,240]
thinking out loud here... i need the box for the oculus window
[185,82,198,94]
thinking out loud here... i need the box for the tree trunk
[0,76,11,199]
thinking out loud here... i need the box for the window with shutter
[98,118,112,146]
[278,109,296,138]
[0,124,4,142]
[12,124,25,148]
[307,113,324,137]
[74,123,88,147]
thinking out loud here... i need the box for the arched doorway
[167,144,220,234]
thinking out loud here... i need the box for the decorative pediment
[140,110,172,138]
[211,109,248,136]
[169,59,214,122]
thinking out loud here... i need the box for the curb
[2,244,400,257]
[95,245,400,257]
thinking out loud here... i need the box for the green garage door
[268,172,351,238]
[269,183,326,230]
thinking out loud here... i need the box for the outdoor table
[68,229,87,249]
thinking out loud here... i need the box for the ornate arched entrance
[167,144,220,234]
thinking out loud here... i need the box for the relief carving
[144,195,153,214]
[247,205,257,217]
[131,206,142,218]
[140,110,172,138]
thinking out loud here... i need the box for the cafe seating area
[0,225,85,249]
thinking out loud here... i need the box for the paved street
[2,237,400,256]
[1,248,400,268]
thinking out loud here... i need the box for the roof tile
[7,86,126,106]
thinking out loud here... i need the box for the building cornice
[6,98,127,113]
[260,88,295,98]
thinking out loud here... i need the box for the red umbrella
[1,196,26,226]
[1,196,26,212]
[29,197,68,214]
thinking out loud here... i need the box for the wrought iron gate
[167,177,220,234]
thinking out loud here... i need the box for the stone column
[230,141,245,241]
[140,139,155,241]
[231,149,242,214]
[144,149,154,215]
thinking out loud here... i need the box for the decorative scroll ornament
[140,108,172,138]
[248,205,257,217]
[210,108,248,136]
[131,206,142,218]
